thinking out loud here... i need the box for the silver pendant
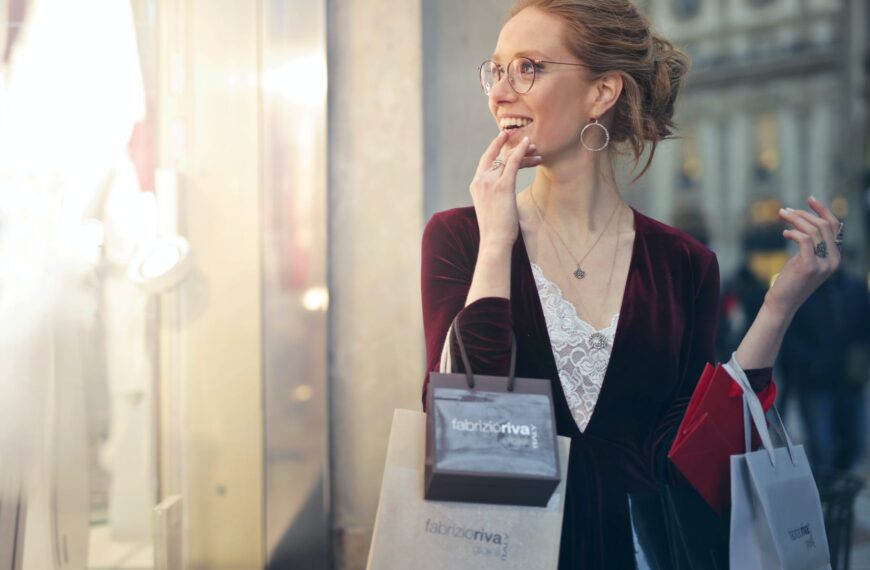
[573,266,586,279]
[589,332,608,350]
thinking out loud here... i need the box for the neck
[529,150,625,239]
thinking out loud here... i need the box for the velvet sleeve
[421,212,514,409]
[653,250,776,482]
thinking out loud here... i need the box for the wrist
[478,238,515,257]
[761,293,797,323]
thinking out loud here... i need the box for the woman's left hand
[765,196,842,317]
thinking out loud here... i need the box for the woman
[420,1,843,567]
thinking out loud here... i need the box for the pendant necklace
[529,184,621,279]
[531,192,623,350]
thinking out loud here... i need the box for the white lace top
[530,262,619,433]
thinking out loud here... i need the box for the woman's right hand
[470,132,541,251]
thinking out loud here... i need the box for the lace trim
[530,261,618,432]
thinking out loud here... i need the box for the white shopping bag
[726,356,831,570]
[366,409,570,570]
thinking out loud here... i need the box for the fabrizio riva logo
[450,418,539,449]
[424,518,509,561]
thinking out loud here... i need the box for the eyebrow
[491,49,548,62]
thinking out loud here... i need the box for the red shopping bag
[668,363,776,514]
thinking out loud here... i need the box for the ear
[587,71,623,119]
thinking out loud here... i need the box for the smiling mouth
[500,117,533,133]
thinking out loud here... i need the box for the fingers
[792,210,837,256]
[502,136,532,179]
[519,156,544,169]
[807,195,841,235]
[779,198,841,263]
[780,208,824,246]
[475,131,509,176]
[782,228,817,262]
[476,133,542,179]
[518,141,543,169]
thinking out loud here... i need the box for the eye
[518,60,536,75]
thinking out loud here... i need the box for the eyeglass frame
[478,57,589,95]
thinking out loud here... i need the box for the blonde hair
[509,0,690,180]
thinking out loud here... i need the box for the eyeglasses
[478,57,587,95]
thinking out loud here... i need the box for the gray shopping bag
[366,409,570,570]
[726,356,831,570]
[426,315,560,506]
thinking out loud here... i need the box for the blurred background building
[0,0,866,569]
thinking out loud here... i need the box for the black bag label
[432,387,558,477]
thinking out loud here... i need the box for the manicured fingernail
[786,207,795,212]
[522,136,529,143]
[809,195,817,201]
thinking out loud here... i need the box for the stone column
[327,0,424,567]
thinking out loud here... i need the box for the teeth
[500,117,533,129]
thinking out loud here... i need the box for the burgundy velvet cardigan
[420,205,773,569]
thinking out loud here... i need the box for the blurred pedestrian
[781,257,870,472]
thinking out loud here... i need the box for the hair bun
[646,35,690,140]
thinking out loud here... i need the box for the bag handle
[766,405,797,466]
[448,313,518,391]
[726,352,796,468]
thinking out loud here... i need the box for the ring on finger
[814,241,828,258]
[489,159,505,171]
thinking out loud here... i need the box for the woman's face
[488,7,595,159]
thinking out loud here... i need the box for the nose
[487,71,517,106]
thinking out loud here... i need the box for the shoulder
[421,206,482,272]
[423,206,479,248]
[425,206,478,232]
[635,209,718,280]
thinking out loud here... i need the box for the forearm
[453,241,514,375]
[465,243,512,306]
[734,294,797,369]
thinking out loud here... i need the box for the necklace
[535,205,623,350]
[529,184,622,279]
[588,207,621,350]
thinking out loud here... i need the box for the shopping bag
[660,483,729,569]
[669,362,776,514]
[726,355,831,570]
[632,427,729,570]
[366,409,571,570]
[425,315,560,506]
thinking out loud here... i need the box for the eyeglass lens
[479,57,536,95]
